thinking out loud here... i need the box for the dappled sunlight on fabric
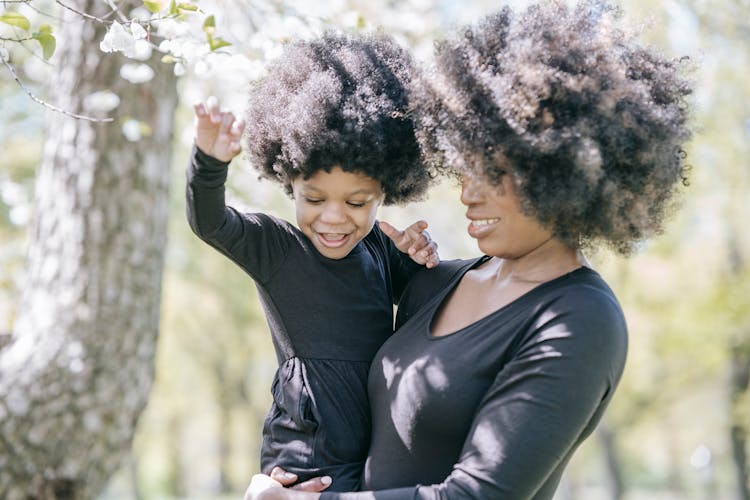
[386,355,449,448]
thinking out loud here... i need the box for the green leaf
[143,0,162,13]
[207,35,231,51]
[177,2,199,12]
[32,32,56,60]
[202,14,215,34]
[0,12,31,31]
[168,0,178,15]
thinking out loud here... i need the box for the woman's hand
[244,467,331,500]
[193,96,245,163]
[380,220,440,269]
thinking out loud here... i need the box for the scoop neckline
[424,259,594,340]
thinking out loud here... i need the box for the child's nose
[319,203,347,224]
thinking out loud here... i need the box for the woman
[246,0,693,498]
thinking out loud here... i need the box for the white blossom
[131,39,153,61]
[193,59,210,77]
[0,48,8,63]
[130,22,147,40]
[9,206,30,226]
[100,21,154,59]
[173,62,186,76]
[122,119,144,141]
[154,18,190,39]
[83,90,121,112]
[100,21,135,55]
[120,63,155,84]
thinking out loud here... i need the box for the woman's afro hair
[414,0,693,254]
[244,31,432,205]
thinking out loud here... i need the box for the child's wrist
[193,143,231,168]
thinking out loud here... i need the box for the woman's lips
[467,218,500,238]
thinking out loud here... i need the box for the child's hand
[379,220,440,269]
[194,96,245,163]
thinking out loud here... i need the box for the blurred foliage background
[1,0,749,498]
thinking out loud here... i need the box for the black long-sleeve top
[322,257,628,499]
[186,146,422,491]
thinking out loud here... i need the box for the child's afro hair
[244,31,432,205]
[414,0,693,254]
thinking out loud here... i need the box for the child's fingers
[412,240,438,265]
[422,241,440,268]
[291,476,333,492]
[219,111,235,136]
[193,102,207,117]
[230,118,245,137]
[379,220,403,242]
[407,229,431,255]
[403,220,428,251]
[206,95,221,123]
[403,219,428,238]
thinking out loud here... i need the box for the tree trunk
[0,0,177,497]
[597,421,625,500]
[730,335,750,500]
[728,225,750,500]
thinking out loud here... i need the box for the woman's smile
[467,218,500,238]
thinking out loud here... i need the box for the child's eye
[305,198,323,205]
[347,201,366,208]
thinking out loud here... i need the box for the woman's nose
[460,175,483,205]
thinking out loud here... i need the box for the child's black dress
[186,147,421,491]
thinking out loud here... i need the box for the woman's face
[460,172,554,258]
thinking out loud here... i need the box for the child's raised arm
[194,96,245,162]
[379,220,439,269]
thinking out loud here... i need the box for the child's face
[291,166,384,259]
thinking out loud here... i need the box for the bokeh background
[1,0,749,498]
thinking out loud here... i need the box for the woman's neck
[491,238,585,284]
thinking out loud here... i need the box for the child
[186,32,438,491]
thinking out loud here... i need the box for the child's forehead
[296,166,383,194]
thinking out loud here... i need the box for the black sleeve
[322,288,627,500]
[185,145,292,283]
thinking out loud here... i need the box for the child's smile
[291,166,384,259]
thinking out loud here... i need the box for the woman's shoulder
[411,256,484,292]
[530,267,628,356]
[551,267,624,318]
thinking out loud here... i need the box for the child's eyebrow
[301,186,379,197]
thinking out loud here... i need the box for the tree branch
[1,57,114,122]
[54,0,118,24]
